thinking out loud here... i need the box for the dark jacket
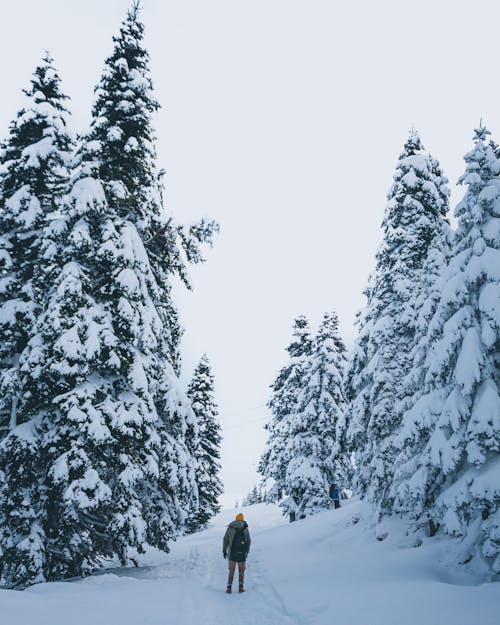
[223,520,251,562]
[329,485,340,500]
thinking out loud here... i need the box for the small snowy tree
[345,130,450,514]
[242,485,264,507]
[390,126,500,574]
[0,54,73,437]
[258,316,313,507]
[281,312,350,518]
[186,355,223,530]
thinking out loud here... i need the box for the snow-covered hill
[1,500,498,625]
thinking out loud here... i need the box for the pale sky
[1,0,498,506]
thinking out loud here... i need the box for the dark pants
[227,560,246,586]
[334,499,340,509]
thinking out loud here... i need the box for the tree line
[259,128,500,577]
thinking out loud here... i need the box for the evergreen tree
[242,485,262,507]
[258,316,313,507]
[314,312,352,491]
[345,130,450,513]
[390,126,500,573]
[76,6,217,536]
[186,355,223,530]
[280,312,350,518]
[0,4,218,588]
[0,149,197,586]
[80,1,218,372]
[0,54,73,437]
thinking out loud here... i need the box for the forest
[0,1,498,604]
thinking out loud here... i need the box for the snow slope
[1,500,498,625]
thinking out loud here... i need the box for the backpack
[231,526,247,558]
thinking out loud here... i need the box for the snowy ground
[1,500,499,625]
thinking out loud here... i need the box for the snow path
[1,501,499,625]
[114,504,301,625]
[98,514,300,625]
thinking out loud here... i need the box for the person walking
[223,512,251,594]
[329,483,341,509]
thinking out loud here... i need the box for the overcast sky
[1,0,498,506]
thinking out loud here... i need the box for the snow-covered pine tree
[387,148,453,520]
[315,312,353,492]
[258,316,313,512]
[345,129,450,515]
[0,54,73,438]
[186,355,223,531]
[346,130,449,513]
[80,1,218,372]
[72,2,220,535]
[77,5,217,535]
[0,133,198,586]
[281,312,351,518]
[250,486,260,505]
[242,485,262,507]
[388,172,452,521]
[390,126,500,574]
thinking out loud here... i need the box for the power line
[220,404,269,430]
[223,415,269,430]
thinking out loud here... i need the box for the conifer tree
[390,126,500,573]
[186,355,223,530]
[0,4,217,589]
[345,130,450,513]
[0,54,73,437]
[243,485,263,506]
[0,146,198,586]
[314,312,352,491]
[77,7,217,534]
[80,1,218,372]
[281,312,350,518]
[258,316,313,507]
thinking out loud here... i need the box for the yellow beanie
[235,513,244,521]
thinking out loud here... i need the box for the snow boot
[226,585,232,594]
[238,584,244,593]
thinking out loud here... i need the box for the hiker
[329,483,340,509]
[223,512,251,594]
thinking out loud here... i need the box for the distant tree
[258,316,313,509]
[242,485,264,507]
[345,130,450,515]
[186,355,223,530]
[0,54,73,438]
[259,313,349,520]
[390,126,500,573]
[281,312,351,519]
